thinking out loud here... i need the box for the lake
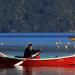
[0,66,75,75]
[0,33,75,75]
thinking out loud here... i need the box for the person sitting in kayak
[24,42,40,58]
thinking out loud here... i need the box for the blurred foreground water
[0,66,75,75]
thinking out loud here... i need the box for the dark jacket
[24,47,32,58]
[24,47,40,58]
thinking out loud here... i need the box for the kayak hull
[0,56,21,67]
[0,55,75,67]
[23,55,75,66]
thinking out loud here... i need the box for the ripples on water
[0,66,75,75]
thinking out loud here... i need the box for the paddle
[14,48,46,66]
[14,52,40,66]
[14,60,23,66]
[40,48,46,51]
[14,53,39,66]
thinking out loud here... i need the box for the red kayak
[0,52,40,67]
[22,54,75,66]
[0,53,75,67]
[0,56,22,67]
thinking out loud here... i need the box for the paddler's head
[28,42,33,50]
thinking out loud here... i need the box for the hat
[28,42,32,46]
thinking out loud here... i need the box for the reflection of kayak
[1,53,75,67]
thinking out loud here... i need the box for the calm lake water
[0,66,75,75]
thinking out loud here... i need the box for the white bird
[56,42,59,45]
[67,42,70,45]
[57,45,60,49]
[1,42,4,45]
[65,45,68,49]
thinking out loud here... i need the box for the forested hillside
[0,0,75,32]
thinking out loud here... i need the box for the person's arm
[31,49,40,55]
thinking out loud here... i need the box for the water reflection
[0,66,75,75]
[0,66,23,75]
[23,66,32,75]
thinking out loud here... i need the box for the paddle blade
[14,61,23,66]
